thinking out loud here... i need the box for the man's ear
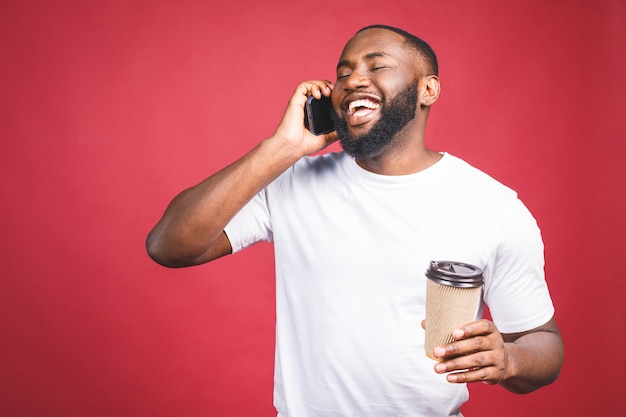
[419,75,440,107]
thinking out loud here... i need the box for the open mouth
[344,97,381,127]
[347,98,381,116]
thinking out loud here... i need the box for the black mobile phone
[304,95,335,135]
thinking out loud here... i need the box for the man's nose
[343,70,371,90]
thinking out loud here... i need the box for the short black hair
[357,24,439,76]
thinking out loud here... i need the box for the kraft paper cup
[424,260,484,360]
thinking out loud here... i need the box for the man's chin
[338,137,377,159]
[339,130,366,145]
[338,119,376,140]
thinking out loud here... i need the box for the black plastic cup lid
[425,260,484,288]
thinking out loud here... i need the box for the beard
[331,79,419,158]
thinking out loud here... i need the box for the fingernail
[435,363,446,373]
[434,347,445,357]
[452,328,464,339]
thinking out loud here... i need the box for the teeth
[348,99,380,115]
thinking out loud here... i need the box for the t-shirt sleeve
[223,187,274,253]
[483,198,555,334]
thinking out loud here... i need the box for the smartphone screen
[304,95,335,135]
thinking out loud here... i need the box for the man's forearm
[500,322,564,394]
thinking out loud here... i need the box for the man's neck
[354,130,441,175]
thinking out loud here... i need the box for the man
[147,25,564,417]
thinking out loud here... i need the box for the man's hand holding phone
[273,80,337,158]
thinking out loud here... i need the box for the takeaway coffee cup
[424,260,484,360]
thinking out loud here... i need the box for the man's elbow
[146,230,179,268]
[145,229,232,268]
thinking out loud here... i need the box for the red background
[1,0,625,416]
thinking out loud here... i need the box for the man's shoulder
[442,153,519,201]
[291,151,352,175]
[300,150,350,166]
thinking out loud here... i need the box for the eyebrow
[336,52,390,70]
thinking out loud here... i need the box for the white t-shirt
[224,152,554,417]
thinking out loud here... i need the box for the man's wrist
[264,134,306,162]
